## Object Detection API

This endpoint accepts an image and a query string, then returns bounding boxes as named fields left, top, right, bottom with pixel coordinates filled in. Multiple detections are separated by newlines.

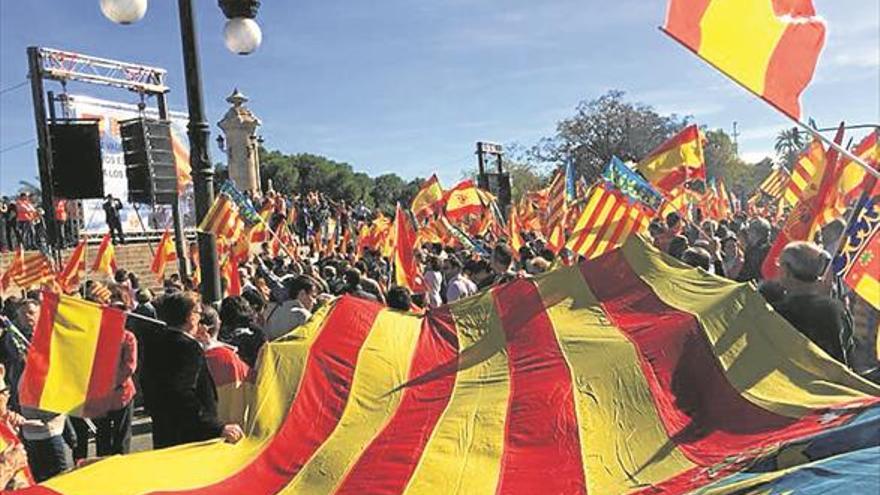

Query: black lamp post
left=101, top=0, right=262, bottom=303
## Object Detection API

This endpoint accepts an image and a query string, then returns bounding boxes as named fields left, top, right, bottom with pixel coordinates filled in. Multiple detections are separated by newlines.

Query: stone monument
left=218, top=88, right=262, bottom=194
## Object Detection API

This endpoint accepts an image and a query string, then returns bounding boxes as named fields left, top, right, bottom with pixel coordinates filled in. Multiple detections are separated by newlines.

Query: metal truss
left=37, top=47, right=168, bottom=95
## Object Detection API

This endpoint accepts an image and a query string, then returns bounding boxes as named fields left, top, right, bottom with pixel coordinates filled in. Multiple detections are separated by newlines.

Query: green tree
left=774, top=127, right=806, bottom=169
left=530, top=90, right=690, bottom=182
left=703, top=128, right=770, bottom=198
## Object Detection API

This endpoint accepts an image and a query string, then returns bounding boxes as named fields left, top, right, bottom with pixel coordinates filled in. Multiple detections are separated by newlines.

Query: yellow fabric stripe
left=698, top=0, right=787, bottom=96
left=39, top=298, right=103, bottom=415
left=572, top=187, right=605, bottom=232
left=403, top=290, right=510, bottom=495
left=854, top=275, right=880, bottom=311
left=594, top=201, right=628, bottom=257
left=570, top=192, right=617, bottom=256
left=44, top=302, right=333, bottom=495
left=621, top=238, right=880, bottom=418
left=536, top=267, right=696, bottom=495
left=278, top=309, right=422, bottom=494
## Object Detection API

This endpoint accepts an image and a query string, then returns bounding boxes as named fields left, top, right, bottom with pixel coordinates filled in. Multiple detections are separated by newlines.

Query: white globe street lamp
left=223, top=17, right=262, bottom=55
left=100, top=0, right=148, bottom=25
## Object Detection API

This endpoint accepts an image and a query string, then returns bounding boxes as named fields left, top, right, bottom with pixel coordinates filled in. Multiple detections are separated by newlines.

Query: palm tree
left=774, top=127, right=805, bottom=169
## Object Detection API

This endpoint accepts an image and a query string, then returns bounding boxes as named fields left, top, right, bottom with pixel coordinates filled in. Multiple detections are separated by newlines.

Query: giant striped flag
left=637, top=125, right=705, bottom=193
left=18, top=237, right=880, bottom=494
left=19, top=291, right=126, bottom=418
left=663, top=0, right=826, bottom=120
left=566, top=182, right=653, bottom=259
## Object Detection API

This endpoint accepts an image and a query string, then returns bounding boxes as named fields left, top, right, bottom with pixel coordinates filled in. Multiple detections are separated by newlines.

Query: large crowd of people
left=0, top=186, right=876, bottom=490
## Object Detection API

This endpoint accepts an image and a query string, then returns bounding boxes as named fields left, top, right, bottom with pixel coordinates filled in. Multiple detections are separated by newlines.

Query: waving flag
left=19, top=291, right=126, bottom=418
left=90, top=233, right=117, bottom=277
left=18, top=237, right=880, bottom=495
left=755, top=166, right=791, bottom=200
left=566, top=182, right=653, bottom=259
left=637, top=125, right=705, bottom=192
left=837, top=130, right=880, bottom=204
left=843, top=226, right=880, bottom=310
left=393, top=204, right=424, bottom=292
left=1, top=247, right=55, bottom=290
left=783, top=138, right=827, bottom=208
left=663, top=0, right=826, bottom=120
left=604, top=156, right=665, bottom=211
left=56, top=240, right=87, bottom=293
left=411, top=174, right=444, bottom=217
left=150, top=230, right=178, bottom=283
left=443, top=180, right=487, bottom=220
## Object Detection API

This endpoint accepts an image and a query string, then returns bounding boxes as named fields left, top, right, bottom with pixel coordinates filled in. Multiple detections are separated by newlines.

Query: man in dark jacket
left=143, top=292, right=243, bottom=449
left=737, top=218, right=772, bottom=283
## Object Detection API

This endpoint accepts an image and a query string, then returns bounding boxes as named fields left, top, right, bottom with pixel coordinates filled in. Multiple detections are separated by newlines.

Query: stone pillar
left=218, top=88, right=262, bottom=194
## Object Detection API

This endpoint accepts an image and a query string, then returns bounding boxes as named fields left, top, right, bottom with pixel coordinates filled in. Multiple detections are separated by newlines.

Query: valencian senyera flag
left=19, top=291, right=126, bottom=419
left=19, top=237, right=880, bottom=495
left=663, top=0, right=826, bottom=120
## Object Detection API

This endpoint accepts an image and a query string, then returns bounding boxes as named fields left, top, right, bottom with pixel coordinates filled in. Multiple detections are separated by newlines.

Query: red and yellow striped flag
left=837, top=130, right=880, bottom=205
left=566, top=182, right=652, bottom=259
left=411, top=174, right=444, bottom=217
left=90, top=233, right=117, bottom=277
left=150, top=230, right=178, bottom=283
left=56, top=240, right=87, bottom=293
left=782, top=138, right=826, bottom=208
left=757, top=166, right=791, bottom=199
left=663, top=0, right=826, bottom=120
left=2, top=246, right=55, bottom=290
left=637, top=125, right=705, bottom=192
left=199, top=194, right=246, bottom=241
left=18, top=236, right=880, bottom=495
left=19, top=291, right=126, bottom=418
left=393, top=204, right=424, bottom=292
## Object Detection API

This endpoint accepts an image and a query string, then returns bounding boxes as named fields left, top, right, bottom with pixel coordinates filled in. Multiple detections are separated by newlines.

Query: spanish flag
left=837, top=130, right=880, bottom=204
left=443, top=180, right=486, bottom=220
left=663, top=0, right=825, bottom=120
left=91, top=233, right=117, bottom=277
left=393, top=204, right=424, bottom=292
left=150, top=230, right=178, bottom=283
left=18, top=291, right=126, bottom=418
left=411, top=174, right=444, bottom=217
left=637, top=125, right=705, bottom=192
left=56, top=240, right=87, bottom=293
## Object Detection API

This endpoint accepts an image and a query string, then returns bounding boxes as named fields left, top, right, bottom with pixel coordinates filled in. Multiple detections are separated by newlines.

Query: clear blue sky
left=1, top=1, right=877, bottom=195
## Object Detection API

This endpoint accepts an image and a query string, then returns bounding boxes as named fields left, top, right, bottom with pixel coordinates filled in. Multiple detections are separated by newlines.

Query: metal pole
left=156, top=92, right=190, bottom=279
left=176, top=0, right=220, bottom=302
left=27, top=47, right=60, bottom=258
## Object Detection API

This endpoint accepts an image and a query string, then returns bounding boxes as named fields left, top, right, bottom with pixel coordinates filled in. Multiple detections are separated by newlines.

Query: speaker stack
left=49, top=121, right=105, bottom=199
left=119, top=118, right=178, bottom=205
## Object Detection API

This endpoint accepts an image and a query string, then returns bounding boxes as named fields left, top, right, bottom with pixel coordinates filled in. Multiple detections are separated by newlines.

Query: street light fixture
left=100, top=0, right=147, bottom=25
left=101, top=0, right=262, bottom=303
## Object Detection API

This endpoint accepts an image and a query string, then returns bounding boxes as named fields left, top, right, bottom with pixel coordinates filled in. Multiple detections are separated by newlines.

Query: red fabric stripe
left=18, top=292, right=59, bottom=408
left=492, top=280, right=586, bottom=494
left=605, top=203, right=637, bottom=250
left=572, top=187, right=612, bottom=254
left=150, top=296, right=382, bottom=495
left=663, top=0, right=711, bottom=49
left=81, top=306, right=126, bottom=418
left=580, top=251, right=860, bottom=466
left=762, top=7, right=825, bottom=119
left=655, top=168, right=689, bottom=192
left=335, top=307, right=459, bottom=494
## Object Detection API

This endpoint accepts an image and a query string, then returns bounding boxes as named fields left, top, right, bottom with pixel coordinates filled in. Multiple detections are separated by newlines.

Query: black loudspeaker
left=485, top=172, right=512, bottom=209
left=49, top=121, right=104, bottom=199
left=119, top=118, right=178, bottom=205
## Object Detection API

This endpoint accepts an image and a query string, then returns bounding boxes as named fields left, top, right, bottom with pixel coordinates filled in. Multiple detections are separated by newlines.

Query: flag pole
left=659, top=27, right=880, bottom=181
